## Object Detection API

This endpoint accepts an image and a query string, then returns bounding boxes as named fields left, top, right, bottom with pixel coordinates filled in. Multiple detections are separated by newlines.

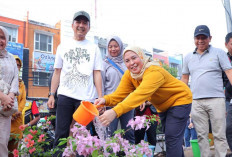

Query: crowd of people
left=1, top=10, right=232, bottom=157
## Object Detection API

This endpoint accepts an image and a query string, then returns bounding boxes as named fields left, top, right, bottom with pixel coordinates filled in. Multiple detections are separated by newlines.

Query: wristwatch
left=48, top=92, right=55, bottom=97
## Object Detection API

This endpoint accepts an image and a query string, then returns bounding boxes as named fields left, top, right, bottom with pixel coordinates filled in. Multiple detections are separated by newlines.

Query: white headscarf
left=0, top=26, right=9, bottom=58
left=123, top=46, right=160, bottom=80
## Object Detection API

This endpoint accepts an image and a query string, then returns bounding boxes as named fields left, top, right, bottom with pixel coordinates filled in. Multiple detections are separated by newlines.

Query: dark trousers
left=106, top=107, right=135, bottom=144
left=226, top=101, right=232, bottom=151
left=135, top=120, right=157, bottom=146
left=159, top=104, right=191, bottom=157
left=53, top=95, right=81, bottom=157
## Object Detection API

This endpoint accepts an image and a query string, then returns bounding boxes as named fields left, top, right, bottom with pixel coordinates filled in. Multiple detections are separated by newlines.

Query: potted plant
left=60, top=115, right=160, bottom=157
left=12, top=116, right=58, bottom=157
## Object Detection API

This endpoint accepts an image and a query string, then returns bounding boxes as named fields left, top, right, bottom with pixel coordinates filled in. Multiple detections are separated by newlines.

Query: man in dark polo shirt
left=181, top=25, right=232, bottom=157
left=223, top=32, right=232, bottom=154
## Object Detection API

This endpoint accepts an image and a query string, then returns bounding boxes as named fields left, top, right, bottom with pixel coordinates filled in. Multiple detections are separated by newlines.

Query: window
left=33, top=72, right=51, bottom=86
left=4, top=26, right=17, bottom=42
left=34, top=33, right=53, bottom=53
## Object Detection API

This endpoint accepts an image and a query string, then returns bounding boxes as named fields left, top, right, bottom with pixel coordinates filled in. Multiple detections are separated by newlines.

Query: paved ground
left=184, top=147, right=231, bottom=157
left=154, top=141, right=231, bottom=157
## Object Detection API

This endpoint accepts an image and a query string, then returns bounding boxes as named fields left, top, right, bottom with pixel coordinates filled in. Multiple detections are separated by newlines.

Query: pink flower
left=62, top=116, right=153, bottom=156
left=38, top=134, right=45, bottom=142
left=19, top=125, right=25, bottom=131
left=24, top=137, right=29, bottom=142
left=63, top=148, right=73, bottom=157
left=110, top=143, right=120, bottom=154
left=39, top=134, right=45, bottom=138
left=26, top=140, right=35, bottom=148
left=29, top=147, right=36, bottom=154
left=29, top=129, right=37, bottom=135
left=27, top=134, right=33, bottom=140
left=46, top=121, right=51, bottom=125
left=127, top=116, right=147, bottom=130
left=13, top=149, right=19, bottom=157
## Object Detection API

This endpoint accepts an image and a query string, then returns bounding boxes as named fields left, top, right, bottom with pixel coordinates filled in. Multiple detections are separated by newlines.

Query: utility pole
left=224, top=0, right=232, bottom=33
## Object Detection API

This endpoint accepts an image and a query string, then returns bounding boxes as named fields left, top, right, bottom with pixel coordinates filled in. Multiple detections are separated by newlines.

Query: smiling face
left=72, top=16, right=90, bottom=41
left=108, top=40, right=121, bottom=57
left=124, top=50, right=143, bottom=74
left=0, top=29, right=6, bottom=50
left=194, top=35, right=211, bottom=53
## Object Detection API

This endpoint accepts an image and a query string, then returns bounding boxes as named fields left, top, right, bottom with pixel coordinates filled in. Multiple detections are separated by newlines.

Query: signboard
left=6, top=42, right=24, bottom=62
left=33, top=52, right=55, bottom=72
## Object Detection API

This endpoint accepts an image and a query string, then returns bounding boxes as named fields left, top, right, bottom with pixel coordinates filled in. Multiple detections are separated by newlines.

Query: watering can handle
left=95, top=104, right=104, bottom=109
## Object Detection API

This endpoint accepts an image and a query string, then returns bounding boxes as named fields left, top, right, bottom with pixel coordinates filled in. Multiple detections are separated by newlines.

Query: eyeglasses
left=195, top=36, right=208, bottom=40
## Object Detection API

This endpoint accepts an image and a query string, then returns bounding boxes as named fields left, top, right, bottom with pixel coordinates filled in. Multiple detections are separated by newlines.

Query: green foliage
left=162, top=64, right=178, bottom=77
left=12, top=116, right=60, bottom=157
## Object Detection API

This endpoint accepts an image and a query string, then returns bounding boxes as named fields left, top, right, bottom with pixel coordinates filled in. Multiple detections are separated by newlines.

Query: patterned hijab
left=105, top=36, right=127, bottom=77
left=123, top=46, right=160, bottom=80
left=0, top=26, right=9, bottom=58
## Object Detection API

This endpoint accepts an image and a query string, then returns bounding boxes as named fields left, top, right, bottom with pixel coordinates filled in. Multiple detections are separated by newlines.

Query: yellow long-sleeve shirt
left=104, top=66, right=192, bottom=117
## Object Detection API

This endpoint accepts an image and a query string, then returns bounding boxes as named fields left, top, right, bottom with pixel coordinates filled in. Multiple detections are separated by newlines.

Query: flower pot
left=73, top=101, right=99, bottom=126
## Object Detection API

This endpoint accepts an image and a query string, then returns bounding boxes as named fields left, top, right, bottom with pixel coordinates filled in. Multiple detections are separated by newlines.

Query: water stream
left=93, top=117, right=110, bottom=141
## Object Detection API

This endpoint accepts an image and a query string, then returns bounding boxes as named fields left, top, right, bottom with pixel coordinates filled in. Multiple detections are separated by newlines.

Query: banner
left=33, top=52, right=55, bottom=72
left=6, top=42, right=24, bottom=62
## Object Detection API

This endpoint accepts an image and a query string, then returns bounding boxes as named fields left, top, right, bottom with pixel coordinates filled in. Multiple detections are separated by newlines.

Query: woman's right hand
left=1, top=94, right=14, bottom=110
left=94, top=98, right=106, bottom=114
left=94, top=98, right=106, bottom=107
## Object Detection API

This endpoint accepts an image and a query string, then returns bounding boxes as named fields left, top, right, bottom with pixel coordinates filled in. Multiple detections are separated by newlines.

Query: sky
left=0, top=0, right=231, bottom=56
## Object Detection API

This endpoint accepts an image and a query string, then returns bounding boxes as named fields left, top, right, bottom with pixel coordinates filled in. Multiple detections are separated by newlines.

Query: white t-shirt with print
left=54, top=38, right=103, bottom=102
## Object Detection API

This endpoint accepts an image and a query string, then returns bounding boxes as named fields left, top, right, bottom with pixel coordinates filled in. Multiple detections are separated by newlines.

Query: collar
left=193, top=45, right=211, bottom=54
left=227, top=52, right=232, bottom=61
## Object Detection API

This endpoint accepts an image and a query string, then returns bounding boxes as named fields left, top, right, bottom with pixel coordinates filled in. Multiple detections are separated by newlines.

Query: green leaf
left=72, top=141, right=77, bottom=151
left=57, top=140, right=67, bottom=146
left=59, top=138, right=68, bottom=142
left=91, top=149, right=99, bottom=157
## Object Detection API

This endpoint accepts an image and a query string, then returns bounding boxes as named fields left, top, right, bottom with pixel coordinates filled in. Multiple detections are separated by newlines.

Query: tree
left=162, top=64, right=178, bottom=78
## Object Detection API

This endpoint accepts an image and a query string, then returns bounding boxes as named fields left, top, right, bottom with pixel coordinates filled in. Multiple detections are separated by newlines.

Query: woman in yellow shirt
left=95, top=46, right=192, bottom=157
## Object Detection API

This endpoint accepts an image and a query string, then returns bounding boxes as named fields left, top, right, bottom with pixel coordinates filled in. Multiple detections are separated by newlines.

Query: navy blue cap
left=194, top=25, right=210, bottom=37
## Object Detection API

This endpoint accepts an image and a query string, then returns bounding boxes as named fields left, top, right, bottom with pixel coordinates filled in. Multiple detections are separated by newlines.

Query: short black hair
left=225, top=32, right=232, bottom=43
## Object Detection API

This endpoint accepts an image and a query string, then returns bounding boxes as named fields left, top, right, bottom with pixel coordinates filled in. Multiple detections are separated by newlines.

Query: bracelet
left=27, top=123, right=31, bottom=127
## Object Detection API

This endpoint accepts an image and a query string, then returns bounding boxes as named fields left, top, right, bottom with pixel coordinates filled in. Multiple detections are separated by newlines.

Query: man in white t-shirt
left=47, top=11, right=103, bottom=156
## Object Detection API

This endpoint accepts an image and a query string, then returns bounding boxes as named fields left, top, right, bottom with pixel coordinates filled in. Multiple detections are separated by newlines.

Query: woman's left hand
left=99, top=109, right=117, bottom=126
left=8, top=92, right=15, bottom=99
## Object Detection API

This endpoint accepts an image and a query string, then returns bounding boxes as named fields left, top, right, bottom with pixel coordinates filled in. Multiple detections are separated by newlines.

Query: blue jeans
left=184, top=127, right=197, bottom=147
left=159, top=104, right=191, bottom=157
left=226, top=100, right=232, bottom=151
left=106, top=107, right=135, bottom=144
